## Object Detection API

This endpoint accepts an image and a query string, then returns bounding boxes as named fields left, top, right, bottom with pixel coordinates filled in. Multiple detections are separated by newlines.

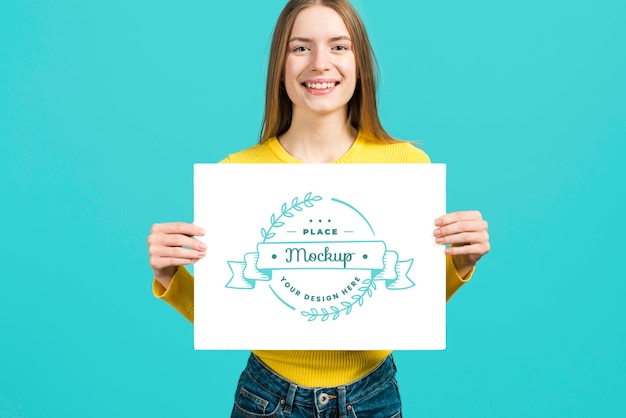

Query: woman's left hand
left=434, top=210, right=490, bottom=279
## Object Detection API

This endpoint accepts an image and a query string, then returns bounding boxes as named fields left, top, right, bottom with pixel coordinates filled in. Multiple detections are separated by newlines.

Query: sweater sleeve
left=151, top=155, right=234, bottom=322
left=446, top=254, right=473, bottom=301
left=152, top=266, right=195, bottom=323
left=404, top=143, right=471, bottom=300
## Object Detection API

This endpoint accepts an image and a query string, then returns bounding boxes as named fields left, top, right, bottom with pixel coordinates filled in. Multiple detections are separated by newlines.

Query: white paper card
left=194, top=164, right=446, bottom=350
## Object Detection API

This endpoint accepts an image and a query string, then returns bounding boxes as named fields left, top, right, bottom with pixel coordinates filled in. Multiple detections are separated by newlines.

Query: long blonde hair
left=260, top=0, right=398, bottom=143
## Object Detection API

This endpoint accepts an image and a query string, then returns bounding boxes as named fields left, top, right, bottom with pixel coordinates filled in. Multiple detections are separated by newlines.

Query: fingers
left=433, top=210, right=491, bottom=277
left=150, top=232, right=206, bottom=252
left=148, top=245, right=205, bottom=270
left=434, top=230, right=489, bottom=246
left=150, top=222, right=205, bottom=237
left=433, top=218, right=488, bottom=242
left=435, top=210, right=483, bottom=227
left=149, top=244, right=205, bottom=261
left=433, top=210, right=490, bottom=259
left=147, top=222, right=207, bottom=274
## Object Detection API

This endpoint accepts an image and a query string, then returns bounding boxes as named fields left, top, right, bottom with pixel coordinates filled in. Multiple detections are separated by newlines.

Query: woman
left=147, top=0, right=490, bottom=416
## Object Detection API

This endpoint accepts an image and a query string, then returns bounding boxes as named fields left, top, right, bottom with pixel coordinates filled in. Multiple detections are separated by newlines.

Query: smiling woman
left=262, top=0, right=398, bottom=159
left=146, top=0, right=490, bottom=417
left=283, top=7, right=357, bottom=120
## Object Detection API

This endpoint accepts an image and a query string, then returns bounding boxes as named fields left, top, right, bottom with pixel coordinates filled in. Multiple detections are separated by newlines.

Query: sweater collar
left=267, top=131, right=365, bottom=163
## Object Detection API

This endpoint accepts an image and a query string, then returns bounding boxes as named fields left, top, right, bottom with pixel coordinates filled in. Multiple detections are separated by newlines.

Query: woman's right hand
left=147, top=222, right=206, bottom=289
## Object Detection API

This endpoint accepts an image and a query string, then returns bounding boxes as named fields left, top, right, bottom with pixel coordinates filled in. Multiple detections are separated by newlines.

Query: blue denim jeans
left=231, top=353, right=402, bottom=418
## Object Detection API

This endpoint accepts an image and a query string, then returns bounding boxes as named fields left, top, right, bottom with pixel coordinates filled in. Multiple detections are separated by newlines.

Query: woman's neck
left=278, top=112, right=357, bottom=163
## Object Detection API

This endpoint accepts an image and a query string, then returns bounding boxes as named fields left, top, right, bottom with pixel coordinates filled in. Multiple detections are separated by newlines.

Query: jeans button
left=318, top=393, right=329, bottom=405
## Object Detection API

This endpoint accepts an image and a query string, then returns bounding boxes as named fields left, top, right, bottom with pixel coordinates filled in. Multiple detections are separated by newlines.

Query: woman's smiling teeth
left=304, top=81, right=337, bottom=89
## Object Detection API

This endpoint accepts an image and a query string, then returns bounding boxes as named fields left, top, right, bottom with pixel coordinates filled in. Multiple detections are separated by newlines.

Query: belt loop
left=338, top=386, right=347, bottom=417
left=283, top=383, right=297, bottom=414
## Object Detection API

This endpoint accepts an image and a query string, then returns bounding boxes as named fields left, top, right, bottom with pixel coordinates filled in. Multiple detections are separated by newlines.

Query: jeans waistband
left=243, top=352, right=396, bottom=412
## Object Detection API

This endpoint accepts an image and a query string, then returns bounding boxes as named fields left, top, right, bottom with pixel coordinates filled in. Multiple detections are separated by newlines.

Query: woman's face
left=283, top=5, right=357, bottom=119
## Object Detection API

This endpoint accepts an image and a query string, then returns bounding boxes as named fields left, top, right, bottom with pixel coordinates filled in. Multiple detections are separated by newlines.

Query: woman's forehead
left=289, top=5, right=350, bottom=40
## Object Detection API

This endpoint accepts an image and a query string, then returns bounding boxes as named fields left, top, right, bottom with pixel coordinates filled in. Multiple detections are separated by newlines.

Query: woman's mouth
left=303, top=81, right=338, bottom=90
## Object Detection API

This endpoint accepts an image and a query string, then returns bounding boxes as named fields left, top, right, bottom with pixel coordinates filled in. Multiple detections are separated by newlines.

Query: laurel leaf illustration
left=284, top=212, right=294, bottom=218
left=321, top=308, right=329, bottom=322
left=304, top=201, right=314, bottom=208
left=312, top=196, right=322, bottom=201
left=295, top=275, right=378, bottom=322
left=261, top=228, right=267, bottom=238
left=270, top=214, right=276, bottom=224
left=292, top=197, right=299, bottom=206
left=274, top=221, right=285, bottom=227
left=266, top=232, right=276, bottom=239
left=293, top=205, right=303, bottom=211
left=302, top=309, right=318, bottom=322
left=305, top=192, right=312, bottom=200
left=281, top=203, right=287, bottom=213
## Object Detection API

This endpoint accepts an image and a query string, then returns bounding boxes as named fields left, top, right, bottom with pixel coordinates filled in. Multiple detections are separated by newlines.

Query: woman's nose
left=310, top=49, right=330, bottom=71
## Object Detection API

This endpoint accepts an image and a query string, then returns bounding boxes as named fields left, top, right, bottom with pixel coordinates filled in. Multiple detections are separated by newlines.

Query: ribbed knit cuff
left=152, top=266, right=195, bottom=323
left=446, top=254, right=474, bottom=302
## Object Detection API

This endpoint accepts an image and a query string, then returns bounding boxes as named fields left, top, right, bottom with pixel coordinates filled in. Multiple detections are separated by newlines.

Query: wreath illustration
left=300, top=277, right=377, bottom=321
left=261, top=192, right=323, bottom=242
left=260, top=192, right=377, bottom=321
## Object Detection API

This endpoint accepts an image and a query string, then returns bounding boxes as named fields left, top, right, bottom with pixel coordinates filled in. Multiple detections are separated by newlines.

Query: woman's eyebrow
left=288, top=35, right=352, bottom=43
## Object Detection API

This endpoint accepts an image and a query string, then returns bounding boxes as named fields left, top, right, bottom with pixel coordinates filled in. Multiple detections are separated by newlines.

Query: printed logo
left=226, top=193, right=415, bottom=321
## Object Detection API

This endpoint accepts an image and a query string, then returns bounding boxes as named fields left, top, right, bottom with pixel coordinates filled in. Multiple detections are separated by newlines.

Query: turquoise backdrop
left=1, top=0, right=624, bottom=416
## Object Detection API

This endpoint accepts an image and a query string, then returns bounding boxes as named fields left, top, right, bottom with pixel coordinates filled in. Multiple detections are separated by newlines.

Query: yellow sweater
left=153, top=132, right=471, bottom=386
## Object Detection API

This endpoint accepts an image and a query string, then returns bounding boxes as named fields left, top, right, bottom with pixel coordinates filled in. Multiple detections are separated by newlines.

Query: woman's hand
left=434, top=211, right=490, bottom=279
left=147, top=222, right=206, bottom=289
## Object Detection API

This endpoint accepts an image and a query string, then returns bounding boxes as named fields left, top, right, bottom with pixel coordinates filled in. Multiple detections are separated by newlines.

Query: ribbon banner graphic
left=227, top=241, right=415, bottom=291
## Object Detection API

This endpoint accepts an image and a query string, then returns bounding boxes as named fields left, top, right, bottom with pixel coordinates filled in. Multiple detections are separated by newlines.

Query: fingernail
left=198, top=251, right=206, bottom=257
left=435, top=219, right=442, bottom=226
left=199, top=242, right=207, bottom=250
left=197, top=228, right=206, bottom=235
left=433, top=229, right=442, bottom=236
left=436, top=237, right=445, bottom=244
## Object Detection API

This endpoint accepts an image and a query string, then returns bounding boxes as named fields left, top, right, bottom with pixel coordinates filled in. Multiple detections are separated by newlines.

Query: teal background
left=1, top=0, right=624, bottom=416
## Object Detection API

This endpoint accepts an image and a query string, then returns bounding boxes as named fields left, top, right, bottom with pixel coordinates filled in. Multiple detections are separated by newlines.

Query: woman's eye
left=293, top=46, right=308, bottom=52
left=333, top=45, right=348, bottom=51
